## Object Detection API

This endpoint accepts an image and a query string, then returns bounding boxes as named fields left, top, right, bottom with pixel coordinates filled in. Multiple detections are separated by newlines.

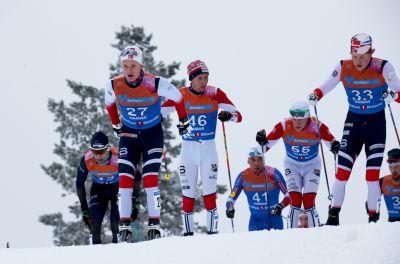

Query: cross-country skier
left=307, top=33, right=400, bottom=225
left=105, top=46, right=190, bottom=240
left=225, top=147, right=290, bottom=231
left=380, top=148, right=400, bottom=222
left=298, top=212, right=309, bottom=228
left=161, top=60, right=242, bottom=235
left=76, top=132, right=120, bottom=244
left=256, top=101, right=340, bottom=228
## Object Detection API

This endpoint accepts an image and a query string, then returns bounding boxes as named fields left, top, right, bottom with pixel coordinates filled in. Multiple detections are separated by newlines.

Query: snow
left=1, top=223, right=399, bottom=264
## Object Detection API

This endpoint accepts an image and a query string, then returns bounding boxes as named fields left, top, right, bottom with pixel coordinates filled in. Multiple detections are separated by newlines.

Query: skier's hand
left=382, top=90, right=398, bottom=104
left=308, top=92, right=319, bottom=106
left=218, top=111, right=232, bottom=122
left=272, top=203, right=284, bottom=216
left=82, top=211, right=92, bottom=229
left=177, top=117, right=192, bottom=138
left=226, top=205, right=235, bottom=219
left=256, top=129, right=269, bottom=152
left=131, top=196, right=140, bottom=222
left=330, top=140, right=341, bottom=154
left=112, top=123, right=122, bottom=137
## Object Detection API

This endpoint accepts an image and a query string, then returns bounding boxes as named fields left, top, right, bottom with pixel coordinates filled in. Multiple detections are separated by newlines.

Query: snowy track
left=1, top=223, right=399, bottom=264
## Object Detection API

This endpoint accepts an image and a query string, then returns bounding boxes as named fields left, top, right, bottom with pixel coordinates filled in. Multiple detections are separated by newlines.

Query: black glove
left=82, top=211, right=92, bottom=230
left=218, top=111, right=232, bottom=122
left=112, top=124, right=122, bottom=137
left=131, top=196, right=140, bottom=222
left=256, top=129, right=268, bottom=146
left=271, top=203, right=284, bottom=216
left=330, top=140, right=340, bottom=154
left=226, top=207, right=235, bottom=219
left=177, top=117, right=190, bottom=135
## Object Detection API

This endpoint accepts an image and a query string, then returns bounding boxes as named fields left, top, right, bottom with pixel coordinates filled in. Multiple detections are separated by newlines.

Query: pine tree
left=40, top=25, right=227, bottom=245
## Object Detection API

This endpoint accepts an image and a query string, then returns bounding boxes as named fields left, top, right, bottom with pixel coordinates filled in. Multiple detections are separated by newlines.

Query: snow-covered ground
left=1, top=222, right=399, bottom=264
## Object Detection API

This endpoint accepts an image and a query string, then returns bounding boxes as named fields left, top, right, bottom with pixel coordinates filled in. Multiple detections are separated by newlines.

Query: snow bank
left=1, top=223, right=399, bottom=264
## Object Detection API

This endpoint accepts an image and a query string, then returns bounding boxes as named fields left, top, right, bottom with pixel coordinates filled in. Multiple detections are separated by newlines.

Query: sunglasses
left=121, top=49, right=138, bottom=57
left=91, top=148, right=107, bottom=156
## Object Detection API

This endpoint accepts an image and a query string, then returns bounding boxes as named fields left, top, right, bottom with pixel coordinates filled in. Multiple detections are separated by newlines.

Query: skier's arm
left=379, top=178, right=384, bottom=195
left=157, top=77, right=187, bottom=119
left=105, top=80, right=121, bottom=126
left=76, top=156, right=89, bottom=211
left=382, top=61, right=400, bottom=103
left=226, top=171, right=244, bottom=208
left=311, top=62, right=342, bottom=101
left=216, top=88, right=242, bottom=123
left=161, top=99, right=177, bottom=117
left=274, top=169, right=290, bottom=207
left=319, top=122, right=336, bottom=148
left=265, top=120, right=285, bottom=149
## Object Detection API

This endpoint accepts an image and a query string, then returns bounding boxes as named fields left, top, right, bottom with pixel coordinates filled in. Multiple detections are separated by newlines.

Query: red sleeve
left=266, top=122, right=285, bottom=141
left=320, top=123, right=335, bottom=141
left=215, top=88, right=242, bottom=123
left=313, top=88, right=324, bottom=100
left=106, top=103, right=121, bottom=125
left=161, top=99, right=177, bottom=107
left=396, top=92, right=400, bottom=103
left=174, top=98, right=187, bottom=119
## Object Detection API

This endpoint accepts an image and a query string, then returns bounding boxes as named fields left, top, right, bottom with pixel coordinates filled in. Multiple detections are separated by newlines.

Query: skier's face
left=92, top=149, right=108, bottom=163
left=292, top=118, right=308, bottom=131
left=389, top=162, right=400, bottom=181
left=351, top=52, right=372, bottom=71
left=191, top=73, right=209, bottom=92
left=248, top=156, right=264, bottom=174
left=122, top=60, right=143, bottom=82
left=299, top=215, right=308, bottom=228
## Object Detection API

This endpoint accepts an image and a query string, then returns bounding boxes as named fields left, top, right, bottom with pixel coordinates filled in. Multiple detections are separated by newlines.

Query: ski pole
left=221, top=121, right=235, bottom=233
left=260, top=150, right=273, bottom=230
left=163, top=145, right=171, bottom=180
left=388, top=104, right=400, bottom=146
left=282, top=215, right=289, bottom=229
left=313, top=106, right=332, bottom=201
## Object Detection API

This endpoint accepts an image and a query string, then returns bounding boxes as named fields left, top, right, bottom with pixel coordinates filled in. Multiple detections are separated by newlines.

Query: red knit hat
left=187, top=60, right=209, bottom=81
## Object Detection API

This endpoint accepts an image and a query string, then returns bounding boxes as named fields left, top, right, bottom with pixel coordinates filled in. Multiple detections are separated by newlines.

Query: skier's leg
left=142, top=124, right=164, bottom=239
left=118, top=135, right=141, bottom=222
left=303, top=159, right=321, bottom=227
left=285, top=160, right=302, bottom=228
left=329, top=119, right=364, bottom=224
left=109, top=184, right=120, bottom=243
left=200, top=142, right=219, bottom=234
left=179, top=141, right=198, bottom=236
left=364, top=115, right=386, bottom=222
left=89, top=186, right=108, bottom=244
left=118, top=134, right=141, bottom=241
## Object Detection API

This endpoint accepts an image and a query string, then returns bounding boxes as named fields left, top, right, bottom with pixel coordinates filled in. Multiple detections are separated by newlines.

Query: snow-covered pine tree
left=40, top=25, right=227, bottom=245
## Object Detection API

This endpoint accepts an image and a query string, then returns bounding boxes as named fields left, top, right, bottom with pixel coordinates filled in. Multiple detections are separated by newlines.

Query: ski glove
left=82, top=211, right=92, bottom=229
left=382, top=90, right=398, bottom=104
left=226, top=207, right=235, bottom=219
left=330, top=140, right=341, bottom=154
left=272, top=203, right=284, bottom=216
left=308, top=92, right=319, bottom=106
left=177, top=117, right=192, bottom=138
left=112, top=123, right=122, bottom=137
left=131, top=196, right=140, bottom=222
left=218, top=111, right=232, bottom=122
left=256, top=129, right=269, bottom=151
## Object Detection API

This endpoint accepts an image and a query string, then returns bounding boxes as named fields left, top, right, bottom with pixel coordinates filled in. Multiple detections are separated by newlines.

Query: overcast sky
left=1, top=0, right=399, bottom=248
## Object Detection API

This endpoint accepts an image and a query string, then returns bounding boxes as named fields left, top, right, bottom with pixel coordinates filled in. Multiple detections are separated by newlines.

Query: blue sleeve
left=76, top=156, right=88, bottom=188
left=76, top=156, right=89, bottom=211
left=226, top=171, right=244, bottom=208
left=273, top=169, right=288, bottom=195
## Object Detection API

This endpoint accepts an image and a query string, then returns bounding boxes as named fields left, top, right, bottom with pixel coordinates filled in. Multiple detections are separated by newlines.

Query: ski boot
left=147, top=218, right=161, bottom=240
left=111, top=223, right=119, bottom=243
left=368, top=212, right=380, bottom=223
left=325, top=207, right=340, bottom=226
left=91, top=224, right=102, bottom=244
left=119, top=220, right=133, bottom=243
